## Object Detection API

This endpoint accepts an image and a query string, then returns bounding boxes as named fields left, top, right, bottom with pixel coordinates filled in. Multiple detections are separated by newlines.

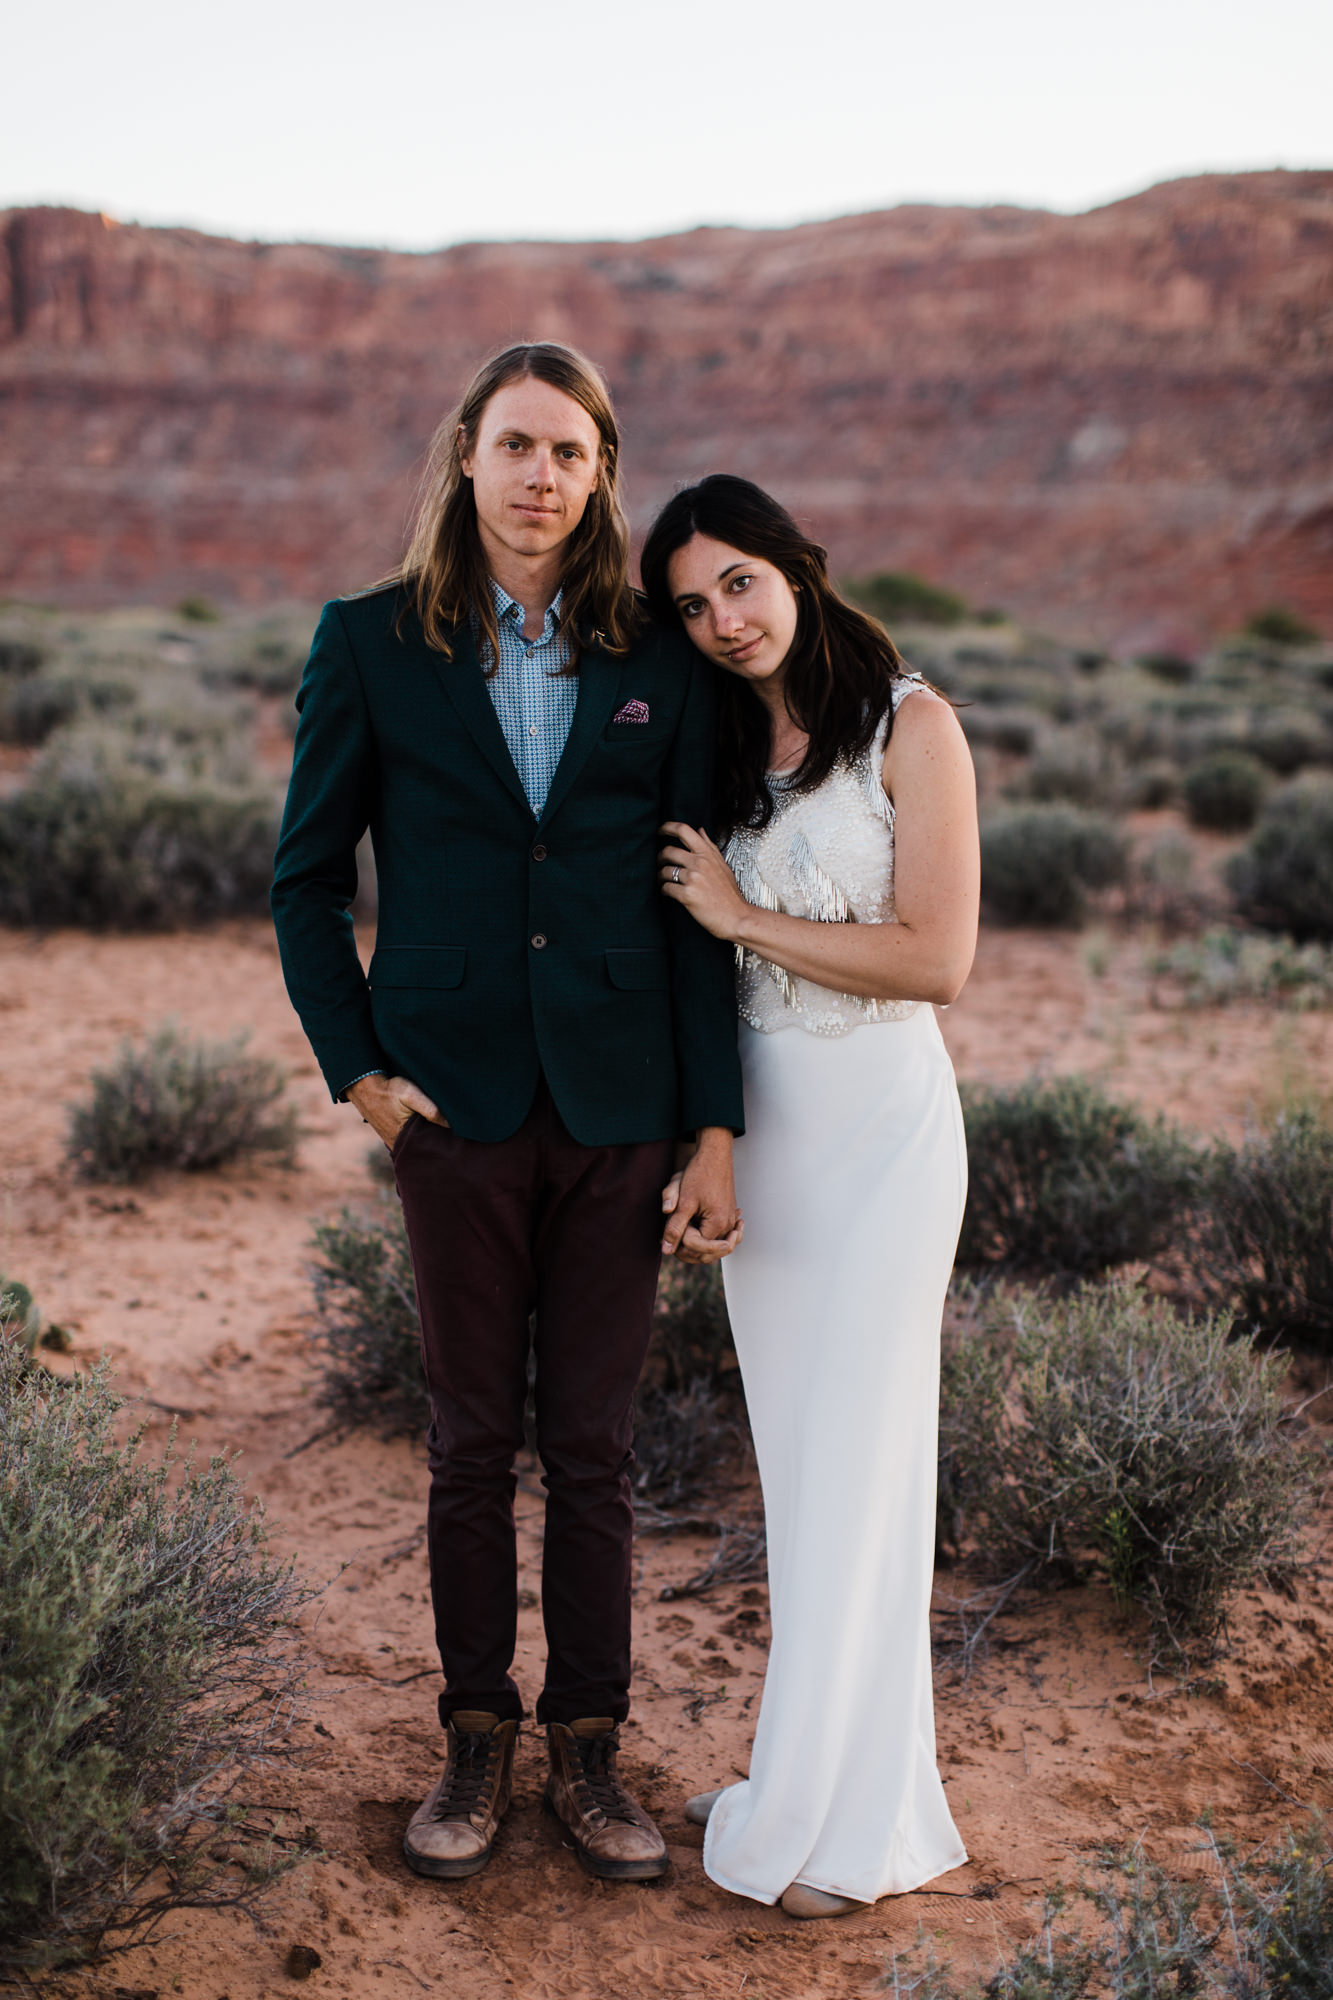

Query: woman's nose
left=714, top=604, right=743, bottom=637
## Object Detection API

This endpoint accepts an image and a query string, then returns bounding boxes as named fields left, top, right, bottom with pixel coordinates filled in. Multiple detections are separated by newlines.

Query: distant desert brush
left=66, top=1022, right=298, bottom=1182
left=0, top=1333, right=314, bottom=1972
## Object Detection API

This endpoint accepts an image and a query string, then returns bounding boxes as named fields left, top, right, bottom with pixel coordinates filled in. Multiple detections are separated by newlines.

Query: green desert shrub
left=958, top=706, right=1040, bottom=757
left=1228, top=777, right=1333, bottom=941
left=0, top=674, right=80, bottom=747
left=0, top=755, right=279, bottom=928
left=0, top=1338, right=312, bottom=1972
left=310, top=1200, right=423, bottom=1433
left=1244, top=605, right=1322, bottom=647
left=1195, top=1106, right=1333, bottom=1350
left=0, top=637, right=46, bottom=678
left=1136, top=649, right=1196, bottom=684
left=176, top=594, right=221, bottom=623
left=885, top=1821, right=1333, bottom=2000
left=957, top=1075, right=1198, bottom=1276
left=946, top=1277, right=1315, bottom=1656
left=1182, top=749, right=1267, bottom=831
left=1146, top=927, right=1333, bottom=1010
left=980, top=806, right=1127, bottom=925
left=1007, top=728, right=1120, bottom=808
left=1250, top=708, right=1331, bottom=777
left=844, top=569, right=967, bottom=628
left=66, top=1024, right=297, bottom=1183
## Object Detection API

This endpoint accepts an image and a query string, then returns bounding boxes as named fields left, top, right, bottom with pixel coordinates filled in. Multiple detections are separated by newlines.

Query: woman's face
left=666, top=534, right=799, bottom=688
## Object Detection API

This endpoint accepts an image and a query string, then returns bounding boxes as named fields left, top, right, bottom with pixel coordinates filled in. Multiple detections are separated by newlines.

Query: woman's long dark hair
left=640, top=476, right=908, bottom=833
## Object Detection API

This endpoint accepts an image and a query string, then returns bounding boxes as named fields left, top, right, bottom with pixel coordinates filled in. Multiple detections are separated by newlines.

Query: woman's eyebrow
left=674, top=562, right=748, bottom=604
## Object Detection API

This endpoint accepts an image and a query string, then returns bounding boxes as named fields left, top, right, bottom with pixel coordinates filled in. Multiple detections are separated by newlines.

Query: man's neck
left=481, top=537, right=565, bottom=642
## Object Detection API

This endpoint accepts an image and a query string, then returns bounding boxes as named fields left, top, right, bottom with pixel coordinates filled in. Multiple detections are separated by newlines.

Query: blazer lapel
left=538, top=643, right=623, bottom=828
left=419, top=622, right=533, bottom=817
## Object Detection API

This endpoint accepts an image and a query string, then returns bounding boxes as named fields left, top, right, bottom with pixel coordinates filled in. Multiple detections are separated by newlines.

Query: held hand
left=348, top=1072, right=450, bottom=1149
left=659, top=823, right=751, bottom=942
left=661, top=1131, right=743, bottom=1265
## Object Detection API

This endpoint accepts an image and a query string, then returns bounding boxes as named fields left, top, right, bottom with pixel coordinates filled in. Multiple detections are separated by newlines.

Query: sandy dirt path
left=3, top=920, right=1330, bottom=2000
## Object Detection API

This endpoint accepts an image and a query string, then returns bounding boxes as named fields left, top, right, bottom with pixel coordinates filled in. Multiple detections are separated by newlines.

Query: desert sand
left=5, top=918, right=1331, bottom=2000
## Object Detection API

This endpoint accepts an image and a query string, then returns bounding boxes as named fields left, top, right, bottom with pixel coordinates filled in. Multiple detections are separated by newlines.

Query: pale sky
left=4, top=0, right=1329, bottom=248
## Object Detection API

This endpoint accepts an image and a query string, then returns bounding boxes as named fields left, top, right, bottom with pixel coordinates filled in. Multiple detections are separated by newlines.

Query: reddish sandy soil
left=4, top=919, right=1331, bottom=2000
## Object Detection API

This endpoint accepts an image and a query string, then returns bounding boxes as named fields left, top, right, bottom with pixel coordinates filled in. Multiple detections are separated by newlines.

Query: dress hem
left=704, top=1842, right=970, bottom=1909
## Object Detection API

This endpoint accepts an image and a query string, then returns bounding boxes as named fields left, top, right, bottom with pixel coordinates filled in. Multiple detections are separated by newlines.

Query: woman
left=642, top=477, right=979, bottom=1920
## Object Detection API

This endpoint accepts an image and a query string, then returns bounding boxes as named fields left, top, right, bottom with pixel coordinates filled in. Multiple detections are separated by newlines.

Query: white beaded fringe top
left=724, top=676, right=926, bottom=1036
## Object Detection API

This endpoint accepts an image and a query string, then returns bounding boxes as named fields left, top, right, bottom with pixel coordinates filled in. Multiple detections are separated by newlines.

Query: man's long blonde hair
left=395, top=342, right=642, bottom=667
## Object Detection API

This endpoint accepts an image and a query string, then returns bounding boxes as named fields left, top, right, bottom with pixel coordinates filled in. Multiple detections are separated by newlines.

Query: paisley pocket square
left=611, top=699, right=650, bottom=725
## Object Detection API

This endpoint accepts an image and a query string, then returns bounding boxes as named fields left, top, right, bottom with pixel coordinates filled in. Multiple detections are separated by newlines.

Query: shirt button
left=528, top=724, right=538, bottom=736
left=530, top=933, right=548, bottom=950
left=531, top=844, right=548, bottom=862
left=525, top=648, right=535, bottom=659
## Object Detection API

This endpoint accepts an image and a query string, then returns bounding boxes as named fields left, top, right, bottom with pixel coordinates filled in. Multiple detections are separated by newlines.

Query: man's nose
left=526, top=450, right=556, bottom=489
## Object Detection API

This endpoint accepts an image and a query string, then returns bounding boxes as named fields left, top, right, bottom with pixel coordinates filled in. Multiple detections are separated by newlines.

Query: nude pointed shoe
left=684, top=1787, right=726, bottom=1827
left=781, top=1883, right=863, bottom=1920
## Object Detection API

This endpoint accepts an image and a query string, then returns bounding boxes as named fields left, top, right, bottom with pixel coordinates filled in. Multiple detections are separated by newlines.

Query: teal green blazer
left=271, top=586, right=744, bottom=1146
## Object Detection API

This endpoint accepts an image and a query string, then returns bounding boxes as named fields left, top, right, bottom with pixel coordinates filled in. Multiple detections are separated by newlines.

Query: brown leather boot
left=403, top=1710, right=517, bottom=1879
left=544, top=1718, right=669, bottom=1881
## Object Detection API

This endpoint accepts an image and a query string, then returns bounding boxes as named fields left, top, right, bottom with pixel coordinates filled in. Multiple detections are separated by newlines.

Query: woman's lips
left=726, top=636, right=763, bottom=663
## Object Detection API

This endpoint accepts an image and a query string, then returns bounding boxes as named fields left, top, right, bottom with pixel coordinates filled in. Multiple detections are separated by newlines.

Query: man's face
left=460, top=377, right=602, bottom=572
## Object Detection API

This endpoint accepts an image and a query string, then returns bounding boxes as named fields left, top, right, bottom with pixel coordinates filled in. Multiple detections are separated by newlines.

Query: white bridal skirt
left=705, top=1005, right=969, bottom=1907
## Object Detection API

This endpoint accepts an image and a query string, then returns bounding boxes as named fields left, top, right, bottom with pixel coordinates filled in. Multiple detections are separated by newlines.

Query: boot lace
left=433, top=1728, right=498, bottom=1821
left=572, top=1731, right=639, bottom=1825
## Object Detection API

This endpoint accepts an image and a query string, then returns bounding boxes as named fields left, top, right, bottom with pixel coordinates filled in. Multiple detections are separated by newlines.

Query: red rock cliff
left=1, top=172, right=1330, bottom=645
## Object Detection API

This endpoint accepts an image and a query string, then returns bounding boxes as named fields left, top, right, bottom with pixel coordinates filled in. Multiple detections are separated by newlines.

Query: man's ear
left=457, top=424, right=473, bottom=478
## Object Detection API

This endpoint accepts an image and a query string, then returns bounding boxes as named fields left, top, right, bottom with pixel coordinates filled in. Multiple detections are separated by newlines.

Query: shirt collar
left=487, top=577, right=564, bottom=643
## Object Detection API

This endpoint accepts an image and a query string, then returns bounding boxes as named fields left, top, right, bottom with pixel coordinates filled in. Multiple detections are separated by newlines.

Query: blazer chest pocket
left=605, top=948, right=669, bottom=991
left=368, top=945, right=467, bottom=988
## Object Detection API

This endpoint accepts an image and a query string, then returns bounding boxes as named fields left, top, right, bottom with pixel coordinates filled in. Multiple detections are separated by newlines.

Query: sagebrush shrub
left=0, top=756, right=278, bottom=927
left=1228, top=778, right=1333, bottom=941
left=946, top=1277, right=1315, bottom=1656
left=310, top=1201, right=423, bottom=1433
left=957, top=1074, right=1198, bottom=1275
left=844, top=569, right=967, bottom=627
left=1136, top=650, right=1196, bottom=683
left=0, top=675, right=79, bottom=747
left=1196, top=1106, right=1333, bottom=1349
left=1244, top=606, right=1322, bottom=647
left=980, top=807, right=1127, bottom=925
left=66, top=1024, right=297, bottom=1182
left=0, top=1337, right=312, bottom=1971
left=1251, top=708, right=1331, bottom=777
left=1146, top=927, right=1333, bottom=1010
left=1182, top=749, right=1266, bottom=831
left=886, top=1820, right=1333, bottom=2000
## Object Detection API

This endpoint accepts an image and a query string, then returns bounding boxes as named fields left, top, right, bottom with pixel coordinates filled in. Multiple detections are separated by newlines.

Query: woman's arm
left=660, top=691, right=979, bottom=1007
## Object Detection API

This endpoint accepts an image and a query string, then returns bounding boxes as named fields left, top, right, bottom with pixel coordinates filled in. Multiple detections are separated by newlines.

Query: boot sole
left=541, top=1793, right=669, bottom=1881
left=402, top=1834, right=494, bottom=1880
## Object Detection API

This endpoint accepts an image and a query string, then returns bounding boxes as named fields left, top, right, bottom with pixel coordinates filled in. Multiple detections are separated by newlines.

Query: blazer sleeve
left=270, top=601, right=386, bottom=1100
left=660, top=645, right=746, bottom=1137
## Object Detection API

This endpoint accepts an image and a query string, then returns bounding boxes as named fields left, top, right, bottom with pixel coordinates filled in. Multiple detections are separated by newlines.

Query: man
left=272, top=343, right=743, bottom=1885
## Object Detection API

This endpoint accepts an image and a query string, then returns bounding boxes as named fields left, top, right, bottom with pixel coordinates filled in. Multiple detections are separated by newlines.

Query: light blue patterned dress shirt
left=479, top=579, right=578, bottom=817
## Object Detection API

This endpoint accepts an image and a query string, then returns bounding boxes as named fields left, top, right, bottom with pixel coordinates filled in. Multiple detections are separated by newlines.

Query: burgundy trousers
left=392, top=1081, right=673, bottom=1728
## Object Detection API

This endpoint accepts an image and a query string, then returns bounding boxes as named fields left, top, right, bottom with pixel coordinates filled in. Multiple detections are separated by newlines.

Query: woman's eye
left=730, top=574, right=752, bottom=593
left=680, top=601, right=702, bottom=619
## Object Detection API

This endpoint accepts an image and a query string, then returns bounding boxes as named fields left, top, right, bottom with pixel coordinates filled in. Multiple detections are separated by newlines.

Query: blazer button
left=531, top=843, right=548, bottom=862
left=530, top=933, right=548, bottom=950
